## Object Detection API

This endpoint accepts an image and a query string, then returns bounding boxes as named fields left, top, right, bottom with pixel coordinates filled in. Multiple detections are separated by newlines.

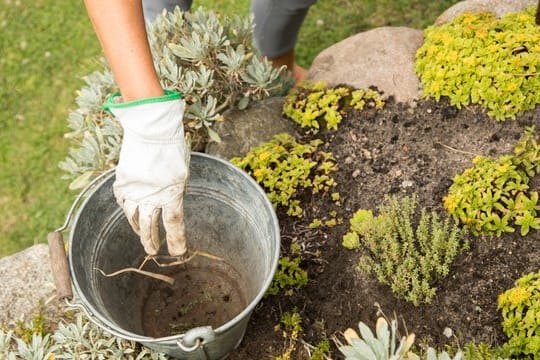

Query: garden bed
left=232, top=96, right=540, bottom=358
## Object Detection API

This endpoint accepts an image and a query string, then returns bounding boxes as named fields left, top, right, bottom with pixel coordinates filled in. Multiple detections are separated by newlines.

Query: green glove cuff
left=103, top=90, right=182, bottom=113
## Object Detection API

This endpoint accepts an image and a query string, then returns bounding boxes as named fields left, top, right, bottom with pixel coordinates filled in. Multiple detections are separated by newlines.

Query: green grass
left=0, top=0, right=459, bottom=257
left=0, top=1, right=101, bottom=256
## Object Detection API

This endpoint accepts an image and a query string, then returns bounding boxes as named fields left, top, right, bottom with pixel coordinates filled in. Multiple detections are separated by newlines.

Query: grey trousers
left=142, top=0, right=316, bottom=58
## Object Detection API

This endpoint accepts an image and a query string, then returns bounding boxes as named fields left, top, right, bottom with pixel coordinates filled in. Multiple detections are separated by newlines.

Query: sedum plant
left=498, top=269, right=540, bottom=359
left=60, top=6, right=289, bottom=189
left=267, top=254, right=309, bottom=296
left=443, top=127, right=540, bottom=236
left=283, top=81, right=385, bottom=131
left=415, top=7, right=540, bottom=120
left=230, top=133, right=338, bottom=217
left=275, top=308, right=303, bottom=360
left=343, top=195, right=468, bottom=306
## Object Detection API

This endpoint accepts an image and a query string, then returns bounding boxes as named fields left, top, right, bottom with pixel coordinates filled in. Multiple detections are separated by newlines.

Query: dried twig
left=96, top=268, right=175, bottom=285
left=96, top=249, right=224, bottom=284
left=434, top=142, right=479, bottom=156
left=148, top=250, right=224, bottom=268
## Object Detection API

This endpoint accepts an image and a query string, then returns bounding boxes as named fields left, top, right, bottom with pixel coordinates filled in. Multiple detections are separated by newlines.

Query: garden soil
left=230, top=97, right=540, bottom=359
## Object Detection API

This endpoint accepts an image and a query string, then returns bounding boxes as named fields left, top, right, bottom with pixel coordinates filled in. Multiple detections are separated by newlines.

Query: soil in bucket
left=141, top=257, right=247, bottom=338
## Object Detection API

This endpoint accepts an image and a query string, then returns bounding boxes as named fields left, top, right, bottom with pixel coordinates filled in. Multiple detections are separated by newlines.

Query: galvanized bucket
left=49, top=153, right=280, bottom=359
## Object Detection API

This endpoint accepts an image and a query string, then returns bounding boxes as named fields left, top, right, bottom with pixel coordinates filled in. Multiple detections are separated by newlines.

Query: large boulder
left=435, top=0, right=537, bottom=24
left=205, top=96, right=298, bottom=159
left=306, top=27, right=424, bottom=104
left=0, top=244, right=62, bottom=326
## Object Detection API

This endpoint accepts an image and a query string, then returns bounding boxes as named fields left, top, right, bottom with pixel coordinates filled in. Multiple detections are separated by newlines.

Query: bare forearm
left=83, top=0, right=163, bottom=101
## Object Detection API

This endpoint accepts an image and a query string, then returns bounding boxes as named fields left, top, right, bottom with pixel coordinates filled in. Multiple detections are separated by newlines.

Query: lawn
left=0, top=0, right=460, bottom=257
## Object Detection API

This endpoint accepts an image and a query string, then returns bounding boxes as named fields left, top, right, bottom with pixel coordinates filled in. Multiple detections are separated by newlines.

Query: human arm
left=83, top=0, right=163, bottom=100
left=84, top=0, right=189, bottom=256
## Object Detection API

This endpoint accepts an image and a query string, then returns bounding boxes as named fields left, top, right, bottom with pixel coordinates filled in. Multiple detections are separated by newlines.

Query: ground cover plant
left=415, top=7, right=540, bottom=120
left=443, top=126, right=540, bottom=236
left=498, top=269, right=540, bottom=358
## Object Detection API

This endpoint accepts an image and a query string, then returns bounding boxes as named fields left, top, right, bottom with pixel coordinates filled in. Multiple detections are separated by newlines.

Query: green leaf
left=207, top=127, right=222, bottom=143
left=342, top=232, right=360, bottom=250
left=237, top=96, right=250, bottom=110
left=69, top=171, right=94, bottom=190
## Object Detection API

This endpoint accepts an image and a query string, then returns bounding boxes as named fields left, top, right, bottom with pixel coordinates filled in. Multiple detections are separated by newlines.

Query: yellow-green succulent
left=416, top=7, right=540, bottom=120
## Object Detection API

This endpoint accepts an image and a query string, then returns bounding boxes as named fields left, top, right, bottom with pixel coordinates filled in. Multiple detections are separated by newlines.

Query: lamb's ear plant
left=336, top=317, right=463, bottom=360
left=444, top=126, right=540, bottom=236
left=60, top=6, right=289, bottom=190
left=415, top=6, right=540, bottom=120
left=343, top=195, right=468, bottom=306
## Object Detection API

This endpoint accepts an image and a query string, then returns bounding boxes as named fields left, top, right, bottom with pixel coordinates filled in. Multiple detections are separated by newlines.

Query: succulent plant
left=60, top=7, right=289, bottom=190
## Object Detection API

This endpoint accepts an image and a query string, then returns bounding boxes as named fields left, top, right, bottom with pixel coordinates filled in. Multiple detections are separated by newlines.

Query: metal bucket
left=50, top=153, right=280, bottom=359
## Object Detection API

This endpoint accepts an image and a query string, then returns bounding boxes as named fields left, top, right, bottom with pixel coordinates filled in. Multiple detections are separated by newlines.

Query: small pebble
left=352, top=169, right=361, bottom=178
left=361, top=149, right=372, bottom=159
left=443, top=327, right=453, bottom=338
left=401, top=180, right=414, bottom=188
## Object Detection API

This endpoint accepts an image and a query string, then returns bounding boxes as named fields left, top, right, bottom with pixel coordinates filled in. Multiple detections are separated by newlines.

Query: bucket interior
left=69, top=154, right=279, bottom=338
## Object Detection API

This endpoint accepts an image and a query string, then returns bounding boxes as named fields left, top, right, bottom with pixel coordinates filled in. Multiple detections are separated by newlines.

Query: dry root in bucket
left=96, top=250, right=224, bottom=284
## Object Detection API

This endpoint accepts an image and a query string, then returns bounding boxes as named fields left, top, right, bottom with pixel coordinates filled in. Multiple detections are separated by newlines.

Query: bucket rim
left=67, top=152, right=281, bottom=342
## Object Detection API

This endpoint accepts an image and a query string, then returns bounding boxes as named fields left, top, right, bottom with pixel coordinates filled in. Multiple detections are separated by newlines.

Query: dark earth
left=227, top=96, right=540, bottom=358
left=142, top=258, right=247, bottom=338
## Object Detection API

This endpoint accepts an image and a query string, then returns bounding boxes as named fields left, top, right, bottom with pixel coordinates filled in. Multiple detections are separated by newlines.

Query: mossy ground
left=231, top=97, right=540, bottom=358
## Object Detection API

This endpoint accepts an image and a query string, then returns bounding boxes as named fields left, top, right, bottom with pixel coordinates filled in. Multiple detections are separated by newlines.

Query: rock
left=0, top=244, right=62, bottom=326
left=205, top=96, right=298, bottom=159
left=435, top=0, right=537, bottom=25
left=306, top=27, right=424, bottom=104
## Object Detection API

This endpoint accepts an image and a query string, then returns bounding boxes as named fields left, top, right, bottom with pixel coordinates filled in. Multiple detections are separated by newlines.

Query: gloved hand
left=104, top=90, right=190, bottom=256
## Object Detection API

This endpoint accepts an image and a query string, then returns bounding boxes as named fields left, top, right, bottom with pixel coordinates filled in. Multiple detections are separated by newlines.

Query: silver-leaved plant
left=0, top=312, right=168, bottom=359
left=60, top=6, right=290, bottom=190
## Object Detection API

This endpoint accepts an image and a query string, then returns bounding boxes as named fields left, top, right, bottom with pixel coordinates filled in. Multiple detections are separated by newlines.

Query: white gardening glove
left=104, top=90, right=190, bottom=256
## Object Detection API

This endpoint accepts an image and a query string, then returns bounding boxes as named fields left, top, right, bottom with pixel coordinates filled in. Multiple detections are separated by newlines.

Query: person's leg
left=250, top=0, right=316, bottom=83
left=142, top=0, right=193, bottom=21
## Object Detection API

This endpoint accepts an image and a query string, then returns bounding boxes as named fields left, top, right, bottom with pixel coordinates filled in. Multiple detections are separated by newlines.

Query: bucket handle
left=47, top=231, right=73, bottom=300
left=177, top=326, right=216, bottom=352
left=48, top=168, right=116, bottom=301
